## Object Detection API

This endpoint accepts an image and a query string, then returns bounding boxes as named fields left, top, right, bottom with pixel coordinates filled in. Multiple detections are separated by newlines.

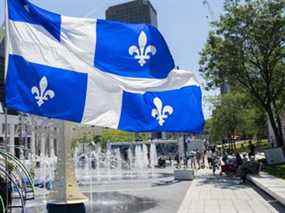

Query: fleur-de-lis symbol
left=31, top=76, right=55, bottom=107
left=129, top=31, right=157, bottom=67
left=151, top=97, right=173, bottom=126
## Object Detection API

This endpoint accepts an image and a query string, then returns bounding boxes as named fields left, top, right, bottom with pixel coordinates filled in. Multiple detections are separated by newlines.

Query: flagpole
left=4, top=1, right=10, bottom=211
left=4, top=0, right=9, bottom=81
left=47, top=121, right=88, bottom=213
left=4, top=107, right=9, bottom=213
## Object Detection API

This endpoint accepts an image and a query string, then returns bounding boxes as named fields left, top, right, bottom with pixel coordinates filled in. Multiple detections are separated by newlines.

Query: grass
left=263, top=164, right=285, bottom=180
left=219, top=139, right=271, bottom=153
left=234, top=139, right=270, bottom=153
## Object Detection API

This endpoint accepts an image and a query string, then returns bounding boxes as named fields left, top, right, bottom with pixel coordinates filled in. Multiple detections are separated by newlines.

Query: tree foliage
left=200, top=0, right=285, bottom=146
left=206, top=91, right=266, bottom=143
left=73, top=129, right=149, bottom=150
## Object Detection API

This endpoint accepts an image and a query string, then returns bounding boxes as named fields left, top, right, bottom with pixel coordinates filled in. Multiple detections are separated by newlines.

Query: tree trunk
left=267, top=108, right=284, bottom=147
left=233, top=139, right=237, bottom=152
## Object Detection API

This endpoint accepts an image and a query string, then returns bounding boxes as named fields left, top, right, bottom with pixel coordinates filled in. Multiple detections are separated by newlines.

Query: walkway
left=178, top=169, right=285, bottom=213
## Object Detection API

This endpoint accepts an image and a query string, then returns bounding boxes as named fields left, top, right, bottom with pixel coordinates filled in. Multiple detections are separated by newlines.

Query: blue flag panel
left=8, top=0, right=61, bottom=41
left=118, top=86, right=205, bottom=132
left=6, top=55, right=87, bottom=122
left=95, top=20, right=175, bottom=79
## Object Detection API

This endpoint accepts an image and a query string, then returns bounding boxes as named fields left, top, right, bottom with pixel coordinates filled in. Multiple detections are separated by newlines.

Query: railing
left=0, top=149, right=35, bottom=212
left=0, top=167, right=25, bottom=213
left=0, top=150, right=35, bottom=199
left=0, top=194, right=5, bottom=213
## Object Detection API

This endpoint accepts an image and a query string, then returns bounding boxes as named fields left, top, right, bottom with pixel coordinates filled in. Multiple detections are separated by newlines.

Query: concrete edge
left=247, top=174, right=285, bottom=206
left=176, top=178, right=195, bottom=213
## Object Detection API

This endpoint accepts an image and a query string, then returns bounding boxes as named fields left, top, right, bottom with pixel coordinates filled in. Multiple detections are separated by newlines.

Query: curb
left=247, top=173, right=285, bottom=206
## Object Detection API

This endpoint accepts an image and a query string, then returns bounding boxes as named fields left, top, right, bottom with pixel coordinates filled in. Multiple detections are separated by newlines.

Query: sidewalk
left=177, top=169, right=284, bottom=213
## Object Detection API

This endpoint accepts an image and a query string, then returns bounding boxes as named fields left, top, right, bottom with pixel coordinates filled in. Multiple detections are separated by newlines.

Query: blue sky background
left=0, top=0, right=225, bottom=118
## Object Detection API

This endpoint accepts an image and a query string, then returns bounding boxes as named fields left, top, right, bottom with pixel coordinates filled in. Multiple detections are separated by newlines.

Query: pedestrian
left=189, top=150, right=196, bottom=169
left=207, top=149, right=213, bottom=168
left=248, top=140, right=256, bottom=159
left=212, top=150, right=219, bottom=175
left=196, top=149, right=201, bottom=169
left=175, top=154, right=180, bottom=168
left=235, top=152, right=243, bottom=168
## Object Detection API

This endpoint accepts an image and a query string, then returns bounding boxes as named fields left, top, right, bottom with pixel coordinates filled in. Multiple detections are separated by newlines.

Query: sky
left=0, top=0, right=225, bottom=118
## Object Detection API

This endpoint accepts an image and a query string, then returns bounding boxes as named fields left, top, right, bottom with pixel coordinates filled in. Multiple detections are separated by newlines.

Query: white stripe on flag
left=8, top=18, right=96, bottom=73
left=82, top=70, right=123, bottom=128
left=96, top=68, right=201, bottom=94
left=61, top=16, right=97, bottom=68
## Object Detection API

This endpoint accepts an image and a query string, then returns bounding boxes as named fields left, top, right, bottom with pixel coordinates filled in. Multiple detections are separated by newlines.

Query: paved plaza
left=20, top=170, right=191, bottom=213
left=15, top=168, right=285, bottom=213
left=178, top=169, right=285, bottom=213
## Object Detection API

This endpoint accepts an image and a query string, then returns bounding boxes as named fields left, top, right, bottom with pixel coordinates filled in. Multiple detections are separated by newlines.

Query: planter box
left=265, top=148, right=285, bottom=165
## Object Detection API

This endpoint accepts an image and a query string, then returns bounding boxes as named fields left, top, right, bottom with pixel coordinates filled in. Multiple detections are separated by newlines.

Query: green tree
left=73, top=129, right=149, bottom=150
left=200, top=0, right=285, bottom=146
left=207, top=91, right=266, bottom=144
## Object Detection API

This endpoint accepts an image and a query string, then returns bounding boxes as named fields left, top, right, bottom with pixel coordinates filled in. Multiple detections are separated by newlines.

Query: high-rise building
left=106, top=0, right=158, bottom=27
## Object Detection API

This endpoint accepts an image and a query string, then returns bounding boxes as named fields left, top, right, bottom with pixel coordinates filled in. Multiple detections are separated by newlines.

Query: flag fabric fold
left=5, top=0, right=205, bottom=133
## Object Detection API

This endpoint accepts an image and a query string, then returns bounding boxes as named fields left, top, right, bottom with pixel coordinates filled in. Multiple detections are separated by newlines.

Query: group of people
left=184, top=141, right=260, bottom=183
left=186, top=146, right=219, bottom=170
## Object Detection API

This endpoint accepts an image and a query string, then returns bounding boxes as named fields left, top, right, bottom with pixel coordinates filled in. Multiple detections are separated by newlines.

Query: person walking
left=196, top=149, right=201, bottom=169
left=212, top=150, right=220, bottom=175
left=189, top=150, right=196, bottom=169
left=207, top=149, right=213, bottom=169
left=248, top=140, right=256, bottom=158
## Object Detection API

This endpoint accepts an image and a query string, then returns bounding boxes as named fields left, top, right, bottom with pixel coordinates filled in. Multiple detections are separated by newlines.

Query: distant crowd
left=178, top=140, right=261, bottom=183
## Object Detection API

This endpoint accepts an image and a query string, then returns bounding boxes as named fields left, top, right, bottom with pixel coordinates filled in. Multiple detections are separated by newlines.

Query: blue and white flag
left=5, top=0, right=205, bottom=133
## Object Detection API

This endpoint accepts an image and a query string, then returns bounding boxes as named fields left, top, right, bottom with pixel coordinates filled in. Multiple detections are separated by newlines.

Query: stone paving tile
left=177, top=169, right=285, bottom=213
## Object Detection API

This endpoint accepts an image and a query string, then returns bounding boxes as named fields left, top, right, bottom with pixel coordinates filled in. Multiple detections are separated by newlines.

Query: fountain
left=14, top=139, right=178, bottom=213
left=73, top=142, right=166, bottom=185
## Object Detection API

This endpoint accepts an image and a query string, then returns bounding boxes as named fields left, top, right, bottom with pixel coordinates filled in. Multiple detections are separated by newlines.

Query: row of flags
left=4, top=0, right=205, bottom=133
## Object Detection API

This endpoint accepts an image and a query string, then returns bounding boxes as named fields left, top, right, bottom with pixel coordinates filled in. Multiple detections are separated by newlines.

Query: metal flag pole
left=4, top=1, right=10, bottom=211
left=4, top=107, right=9, bottom=213
left=47, top=121, right=88, bottom=213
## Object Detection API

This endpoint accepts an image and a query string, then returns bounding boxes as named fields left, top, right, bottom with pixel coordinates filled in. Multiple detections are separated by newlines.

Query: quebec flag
left=5, top=0, right=205, bottom=133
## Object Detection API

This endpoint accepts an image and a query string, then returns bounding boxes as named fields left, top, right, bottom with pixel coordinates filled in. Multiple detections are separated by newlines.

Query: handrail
left=0, top=150, right=35, bottom=197
left=0, top=159, right=31, bottom=201
left=0, top=150, right=35, bottom=200
left=0, top=167, right=25, bottom=212
left=0, top=194, right=5, bottom=213
left=0, top=164, right=25, bottom=204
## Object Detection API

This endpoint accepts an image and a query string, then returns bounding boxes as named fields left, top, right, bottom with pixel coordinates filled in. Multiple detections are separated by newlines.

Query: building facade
left=106, top=0, right=158, bottom=27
